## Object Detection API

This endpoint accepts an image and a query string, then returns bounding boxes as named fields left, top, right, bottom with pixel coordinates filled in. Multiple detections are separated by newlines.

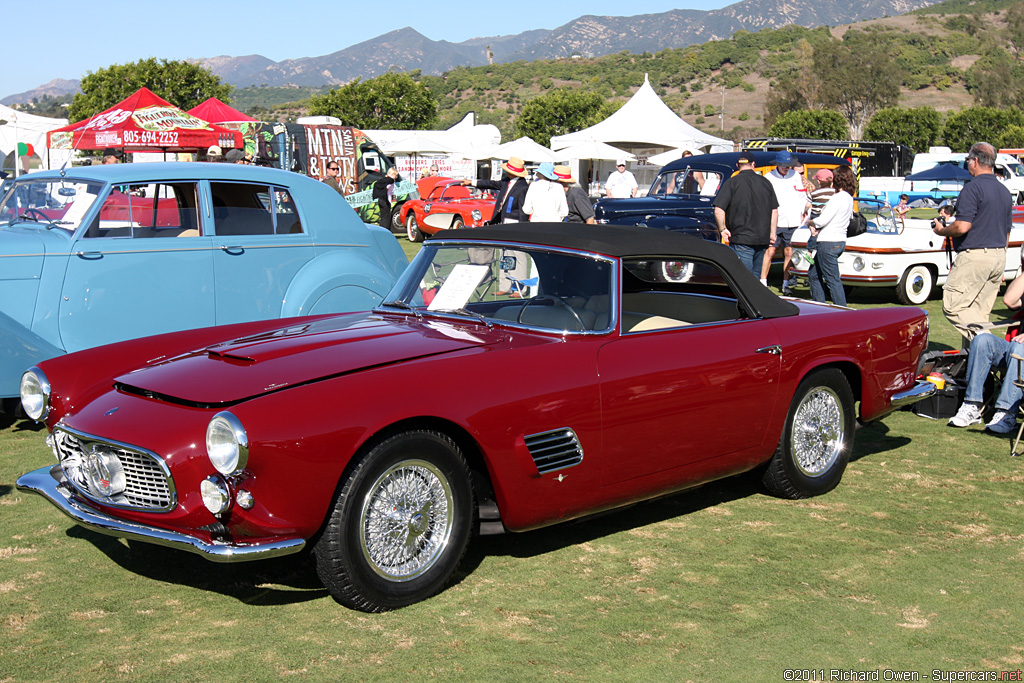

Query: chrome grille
left=524, top=428, right=584, bottom=474
left=52, top=427, right=175, bottom=511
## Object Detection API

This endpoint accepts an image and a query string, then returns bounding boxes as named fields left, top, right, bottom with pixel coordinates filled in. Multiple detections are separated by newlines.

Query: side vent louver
left=524, top=428, right=583, bottom=474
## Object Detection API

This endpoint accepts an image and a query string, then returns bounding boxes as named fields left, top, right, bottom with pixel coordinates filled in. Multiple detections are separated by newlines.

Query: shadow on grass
left=470, top=468, right=766, bottom=563
left=0, top=411, right=44, bottom=433
left=67, top=526, right=328, bottom=606
left=851, top=420, right=912, bottom=461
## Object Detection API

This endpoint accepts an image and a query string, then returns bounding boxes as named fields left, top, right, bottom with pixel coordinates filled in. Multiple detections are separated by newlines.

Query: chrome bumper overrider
left=16, top=465, right=305, bottom=562
left=890, top=380, right=937, bottom=408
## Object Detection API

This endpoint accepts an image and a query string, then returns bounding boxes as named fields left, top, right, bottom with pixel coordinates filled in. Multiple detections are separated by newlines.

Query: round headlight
left=200, top=476, right=231, bottom=515
left=205, top=412, right=248, bottom=475
left=853, top=256, right=865, bottom=272
left=87, top=448, right=126, bottom=498
left=471, top=209, right=482, bottom=222
left=20, top=368, right=51, bottom=421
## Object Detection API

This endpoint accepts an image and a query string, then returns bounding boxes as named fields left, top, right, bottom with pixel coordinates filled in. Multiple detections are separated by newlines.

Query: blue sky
left=5, top=0, right=734, bottom=99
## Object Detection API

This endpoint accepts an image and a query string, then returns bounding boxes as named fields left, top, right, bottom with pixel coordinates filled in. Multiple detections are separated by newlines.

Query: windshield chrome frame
left=378, top=239, right=620, bottom=336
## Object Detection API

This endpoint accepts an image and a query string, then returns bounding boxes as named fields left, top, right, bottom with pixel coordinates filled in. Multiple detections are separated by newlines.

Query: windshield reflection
left=0, top=178, right=105, bottom=233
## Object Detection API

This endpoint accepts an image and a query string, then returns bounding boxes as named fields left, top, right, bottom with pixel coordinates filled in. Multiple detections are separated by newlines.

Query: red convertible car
left=17, top=224, right=933, bottom=612
left=400, top=178, right=494, bottom=242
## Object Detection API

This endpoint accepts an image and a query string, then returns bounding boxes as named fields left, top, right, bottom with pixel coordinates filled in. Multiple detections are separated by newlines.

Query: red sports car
left=400, top=178, right=495, bottom=242
left=17, top=224, right=933, bottom=612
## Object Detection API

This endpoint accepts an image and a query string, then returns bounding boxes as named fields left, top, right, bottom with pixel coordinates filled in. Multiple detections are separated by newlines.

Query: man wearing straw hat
left=553, top=165, right=596, bottom=224
left=463, top=156, right=531, bottom=224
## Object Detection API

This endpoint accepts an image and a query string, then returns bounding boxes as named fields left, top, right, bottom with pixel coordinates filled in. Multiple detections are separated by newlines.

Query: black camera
left=932, top=215, right=947, bottom=229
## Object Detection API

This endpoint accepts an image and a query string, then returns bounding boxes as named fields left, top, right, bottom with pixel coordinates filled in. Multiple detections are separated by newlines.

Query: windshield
left=855, top=198, right=900, bottom=234
left=648, top=168, right=722, bottom=198
left=0, top=178, right=105, bottom=233
left=381, top=242, right=615, bottom=333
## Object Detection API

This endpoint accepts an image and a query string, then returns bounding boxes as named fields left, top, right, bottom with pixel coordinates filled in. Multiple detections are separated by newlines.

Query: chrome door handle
left=756, top=345, right=782, bottom=356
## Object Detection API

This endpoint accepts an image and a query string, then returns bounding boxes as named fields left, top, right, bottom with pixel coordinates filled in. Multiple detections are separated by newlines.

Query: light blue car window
left=210, top=182, right=301, bottom=236
left=89, top=182, right=201, bottom=238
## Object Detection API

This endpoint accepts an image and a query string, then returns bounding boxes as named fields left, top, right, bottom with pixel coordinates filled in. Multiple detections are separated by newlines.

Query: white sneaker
left=948, top=402, right=983, bottom=428
left=986, top=410, right=1018, bottom=434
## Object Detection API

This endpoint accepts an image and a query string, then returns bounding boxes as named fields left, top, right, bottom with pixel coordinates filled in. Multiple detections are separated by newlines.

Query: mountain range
left=2, top=0, right=942, bottom=104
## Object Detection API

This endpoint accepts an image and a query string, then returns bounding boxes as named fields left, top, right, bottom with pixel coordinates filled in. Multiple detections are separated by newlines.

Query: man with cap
left=206, top=145, right=223, bottom=162
left=605, top=159, right=638, bottom=198
left=554, top=165, right=596, bottom=224
left=463, top=156, right=531, bottom=224
left=762, top=151, right=810, bottom=294
left=713, top=153, right=779, bottom=280
left=102, top=148, right=122, bottom=164
left=225, top=149, right=247, bottom=164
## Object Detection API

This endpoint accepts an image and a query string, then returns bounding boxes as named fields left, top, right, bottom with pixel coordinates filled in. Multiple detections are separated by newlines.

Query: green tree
left=768, top=110, right=849, bottom=139
left=308, top=73, right=439, bottom=129
left=942, top=106, right=1024, bottom=151
left=68, top=58, right=231, bottom=122
left=812, top=32, right=903, bottom=138
left=514, top=89, right=620, bottom=147
left=864, top=106, right=943, bottom=152
left=996, top=124, right=1024, bottom=149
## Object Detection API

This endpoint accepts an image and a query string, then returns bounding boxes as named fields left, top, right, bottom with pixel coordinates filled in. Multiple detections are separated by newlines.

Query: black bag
left=847, top=211, right=868, bottom=237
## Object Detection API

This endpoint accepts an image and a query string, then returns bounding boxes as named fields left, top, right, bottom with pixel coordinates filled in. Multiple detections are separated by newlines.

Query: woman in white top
left=806, top=165, right=856, bottom=307
left=523, top=162, right=568, bottom=222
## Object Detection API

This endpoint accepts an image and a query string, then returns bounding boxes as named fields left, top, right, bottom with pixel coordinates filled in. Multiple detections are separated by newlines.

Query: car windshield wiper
left=432, top=307, right=494, bottom=328
left=379, top=299, right=423, bottom=319
left=16, top=213, right=64, bottom=230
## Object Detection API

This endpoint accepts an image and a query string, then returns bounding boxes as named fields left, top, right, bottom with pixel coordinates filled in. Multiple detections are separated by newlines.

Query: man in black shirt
left=712, top=155, right=779, bottom=281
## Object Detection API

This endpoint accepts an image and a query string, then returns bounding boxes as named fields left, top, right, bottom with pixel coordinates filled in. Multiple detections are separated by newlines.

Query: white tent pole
left=13, top=112, right=19, bottom=178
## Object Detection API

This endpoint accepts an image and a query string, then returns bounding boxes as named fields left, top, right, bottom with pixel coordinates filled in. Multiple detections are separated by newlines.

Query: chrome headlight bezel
left=200, top=476, right=231, bottom=515
left=205, top=411, right=249, bottom=476
left=20, top=367, right=51, bottom=422
left=471, top=209, right=482, bottom=222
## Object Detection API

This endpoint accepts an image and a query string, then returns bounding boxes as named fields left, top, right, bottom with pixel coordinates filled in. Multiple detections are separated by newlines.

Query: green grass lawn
left=3, top=242, right=1024, bottom=682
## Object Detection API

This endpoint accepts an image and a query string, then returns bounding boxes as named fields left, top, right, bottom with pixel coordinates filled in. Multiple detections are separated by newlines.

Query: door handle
left=756, top=345, right=782, bottom=356
left=75, top=251, right=103, bottom=260
left=220, top=245, right=244, bottom=255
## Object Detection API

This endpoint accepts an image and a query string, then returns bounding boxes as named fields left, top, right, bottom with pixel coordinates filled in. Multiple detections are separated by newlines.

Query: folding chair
left=1010, top=352, right=1024, bottom=457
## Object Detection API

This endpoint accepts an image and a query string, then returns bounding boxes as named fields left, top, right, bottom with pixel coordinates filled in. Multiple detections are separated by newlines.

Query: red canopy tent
left=46, top=87, right=242, bottom=153
left=187, top=97, right=255, bottom=124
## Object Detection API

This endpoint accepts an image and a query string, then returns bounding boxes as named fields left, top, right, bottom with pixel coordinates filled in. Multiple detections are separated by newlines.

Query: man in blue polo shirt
left=932, top=141, right=1014, bottom=346
left=713, top=154, right=779, bottom=280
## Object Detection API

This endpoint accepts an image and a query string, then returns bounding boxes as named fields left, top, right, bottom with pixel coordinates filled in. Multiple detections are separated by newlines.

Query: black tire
left=389, top=205, right=404, bottom=234
left=896, top=265, right=934, bottom=305
left=314, top=430, right=473, bottom=612
left=762, top=368, right=854, bottom=499
left=405, top=213, right=423, bottom=243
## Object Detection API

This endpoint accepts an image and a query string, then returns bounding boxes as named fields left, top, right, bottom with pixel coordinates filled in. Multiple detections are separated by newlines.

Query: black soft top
left=438, top=223, right=799, bottom=319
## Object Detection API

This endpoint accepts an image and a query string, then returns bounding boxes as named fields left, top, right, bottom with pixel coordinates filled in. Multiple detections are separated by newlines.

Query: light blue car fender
left=0, top=309, right=65, bottom=398
left=281, top=250, right=404, bottom=317
left=365, top=222, right=411, bottom=277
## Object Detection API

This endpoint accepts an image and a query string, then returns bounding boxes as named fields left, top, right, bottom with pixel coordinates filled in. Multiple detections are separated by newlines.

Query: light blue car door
left=58, top=180, right=215, bottom=353
left=207, top=181, right=315, bottom=324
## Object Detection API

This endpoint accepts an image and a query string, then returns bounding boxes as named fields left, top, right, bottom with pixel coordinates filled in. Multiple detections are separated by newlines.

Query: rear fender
left=281, top=252, right=400, bottom=318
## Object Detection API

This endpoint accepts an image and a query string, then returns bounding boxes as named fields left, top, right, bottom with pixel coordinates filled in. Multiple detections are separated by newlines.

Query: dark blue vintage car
left=594, top=151, right=850, bottom=237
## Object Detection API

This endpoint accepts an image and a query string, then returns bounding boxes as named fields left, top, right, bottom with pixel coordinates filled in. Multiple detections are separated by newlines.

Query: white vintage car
left=789, top=198, right=1024, bottom=305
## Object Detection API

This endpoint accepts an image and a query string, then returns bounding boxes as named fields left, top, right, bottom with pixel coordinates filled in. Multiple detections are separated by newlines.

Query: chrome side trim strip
left=16, top=465, right=305, bottom=563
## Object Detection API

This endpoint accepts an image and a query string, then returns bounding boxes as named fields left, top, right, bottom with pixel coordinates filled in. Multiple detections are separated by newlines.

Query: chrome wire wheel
left=359, top=459, right=455, bottom=581
left=791, top=386, right=844, bottom=477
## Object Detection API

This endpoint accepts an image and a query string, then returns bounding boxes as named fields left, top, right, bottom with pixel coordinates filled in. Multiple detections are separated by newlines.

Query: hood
left=115, top=314, right=507, bottom=405
left=0, top=228, right=52, bottom=281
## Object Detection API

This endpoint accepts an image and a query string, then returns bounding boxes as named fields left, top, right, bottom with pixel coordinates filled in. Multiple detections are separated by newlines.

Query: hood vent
left=524, top=428, right=583, bottom=474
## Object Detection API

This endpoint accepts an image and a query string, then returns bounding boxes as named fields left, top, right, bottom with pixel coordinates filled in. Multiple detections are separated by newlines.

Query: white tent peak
left=550, top=77, right=731, bottom=154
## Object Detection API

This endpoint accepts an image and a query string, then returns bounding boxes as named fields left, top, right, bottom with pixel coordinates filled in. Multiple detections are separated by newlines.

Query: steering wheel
left=19, top=208, right=50, bottom=222
left=517, top=295, right=587, bottom=331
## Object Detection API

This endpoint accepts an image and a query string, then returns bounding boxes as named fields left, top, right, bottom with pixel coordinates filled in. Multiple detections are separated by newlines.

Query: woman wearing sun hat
left=463, top=156, right=531, bottom=224
left=524, top=162, right=568, bottom=222
left=553, top=164, right=596, bottom=224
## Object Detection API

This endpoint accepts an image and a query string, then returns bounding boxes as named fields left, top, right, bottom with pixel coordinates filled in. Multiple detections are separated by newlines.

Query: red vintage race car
left=400, top=178, right=495, bottom=242
left=17, top=224, right=934, bottom=612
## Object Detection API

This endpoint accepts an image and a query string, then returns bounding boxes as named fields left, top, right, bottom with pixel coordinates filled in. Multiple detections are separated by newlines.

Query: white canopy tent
left=0, top=105, right=70, bottom=176
left=483, top=136, right=560, bottom=164
left=364, top=113, right=500, bottom=180
left=550, top=75, right=732, bottom=194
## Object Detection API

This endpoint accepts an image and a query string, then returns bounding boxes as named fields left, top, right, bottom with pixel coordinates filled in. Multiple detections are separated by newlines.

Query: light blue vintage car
left=0, top=162, right=408, bottom=401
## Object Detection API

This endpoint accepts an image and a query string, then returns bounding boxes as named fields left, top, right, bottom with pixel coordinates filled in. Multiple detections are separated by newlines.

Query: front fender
left=0, top=309, right=65, bottom=398
left=281, top=251, right=401, bottom=317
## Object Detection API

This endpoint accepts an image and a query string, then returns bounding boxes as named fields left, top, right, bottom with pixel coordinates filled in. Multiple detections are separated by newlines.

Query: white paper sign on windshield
left=427, top=264, right=490, bottom=311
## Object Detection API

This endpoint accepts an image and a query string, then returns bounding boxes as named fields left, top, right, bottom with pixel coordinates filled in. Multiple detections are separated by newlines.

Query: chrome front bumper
left=890, top=380, right=937, bottom=408
left=16, top=465, right=306, bottom=562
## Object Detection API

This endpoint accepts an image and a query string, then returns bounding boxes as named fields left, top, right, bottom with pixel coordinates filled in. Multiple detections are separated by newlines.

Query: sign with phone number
left=122, top=130, right=179, bottom=146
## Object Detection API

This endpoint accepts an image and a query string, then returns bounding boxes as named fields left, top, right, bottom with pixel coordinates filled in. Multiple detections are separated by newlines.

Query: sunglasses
left=328, top=166, right=339, bottom=171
